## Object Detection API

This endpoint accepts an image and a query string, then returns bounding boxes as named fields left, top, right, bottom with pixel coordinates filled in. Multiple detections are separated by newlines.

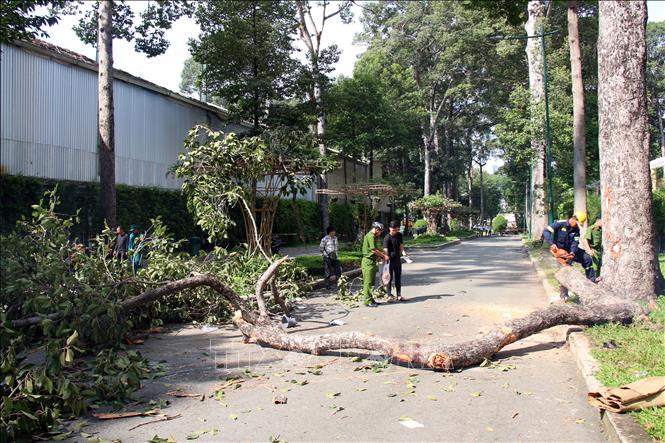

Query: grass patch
left=293, top=251, right=363, bottom=277
left=405, top=234, right=456, bottom=246
left=586, top=297, right=665, bottom=440
left=524, top=239, right=559, bottom=288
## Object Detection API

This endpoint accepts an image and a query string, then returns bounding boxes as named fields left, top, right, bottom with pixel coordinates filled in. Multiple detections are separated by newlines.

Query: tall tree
left=97, top=1, right=115, bottom=227
left=70, top=1, right=193, bottom=226
left=191, top=1, right=298, bottom=131
left=568, top=1, right=586, bottom=215
left=524, top=0, right=548, bottom=239
left=294, top=0, right=352, bottom=229
left=598, top=0, right=659, bottom=302
left=360, top=1, right=515, bottom=198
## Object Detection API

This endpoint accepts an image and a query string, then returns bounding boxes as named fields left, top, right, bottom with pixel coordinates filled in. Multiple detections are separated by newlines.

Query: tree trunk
left=315, top=79, right=330, bottom=230
left=467, top=165, right=473, bottom=228
left=568, top=1, right=587, bottom=215
left=597, top=0, right=659, bottom=302
left=525, top=0, right=548, bottom=240
left=423, top=133, right=432, bottom=196
left=98, top=0, right=116, bottom=228
left=12, top=262, right=648, bottom=372
left=479, top=163, right=485, bottom=224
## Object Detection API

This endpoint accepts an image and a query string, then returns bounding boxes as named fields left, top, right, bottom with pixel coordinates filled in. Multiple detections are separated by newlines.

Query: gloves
left=549, top=244, right=559, bottom=255
left=554, top=249, right=574, bottom=265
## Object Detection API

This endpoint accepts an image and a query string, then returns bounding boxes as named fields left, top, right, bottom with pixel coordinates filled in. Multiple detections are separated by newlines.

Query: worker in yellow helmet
left=543, top=211, right=595, bottom=301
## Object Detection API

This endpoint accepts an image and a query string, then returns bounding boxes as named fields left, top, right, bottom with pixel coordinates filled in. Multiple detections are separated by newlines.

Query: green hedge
left=1, top=175, right=356, bottom=246
left=0, top=175, right=201, bottom=243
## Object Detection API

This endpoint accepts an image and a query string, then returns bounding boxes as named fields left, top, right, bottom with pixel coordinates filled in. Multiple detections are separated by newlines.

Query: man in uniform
left=543, top=211, right=596, bottom=301
left=361, top=222, right=389, bottom=307
left=383, top=220, right=407, bottom=301
left=582, top=218, right=603, bottom=277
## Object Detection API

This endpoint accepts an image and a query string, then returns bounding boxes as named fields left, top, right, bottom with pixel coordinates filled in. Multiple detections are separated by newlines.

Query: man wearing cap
left=383, top=220, right=407, bottom=301
left=361, top=222, right=389, bottom=307
left=543, top=211, right=596, bottom=301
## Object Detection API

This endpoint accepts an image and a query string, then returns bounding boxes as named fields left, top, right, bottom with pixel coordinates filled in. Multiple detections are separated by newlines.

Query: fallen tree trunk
left=232, top=266, right=647, bottom=370
left=9, top=260, right=648, bottom=371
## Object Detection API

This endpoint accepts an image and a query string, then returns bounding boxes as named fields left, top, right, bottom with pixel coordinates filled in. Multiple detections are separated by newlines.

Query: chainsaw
left=550, top=245, right=573, bottom=266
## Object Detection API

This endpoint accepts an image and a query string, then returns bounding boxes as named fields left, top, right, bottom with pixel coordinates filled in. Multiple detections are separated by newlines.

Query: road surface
left=78, top=236, right=605, bottom=442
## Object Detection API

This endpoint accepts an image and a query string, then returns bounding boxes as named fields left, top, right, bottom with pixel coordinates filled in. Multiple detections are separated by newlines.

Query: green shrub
left=0, top=175, right=201, bottom=243
left=413, top=219, right=427, bottom=230
left=273, top=199, right=320, bottom=244
left=492, top=215, right=508, bottom=233
left=556, top=188, right=601, bottom=223
left=330, top=202, right=354, bottom=239
left=449, top=218, right=460, bottom=232
left=1, top=189, right=310, bottom=440
left=652, top=189, right=665, bottom=236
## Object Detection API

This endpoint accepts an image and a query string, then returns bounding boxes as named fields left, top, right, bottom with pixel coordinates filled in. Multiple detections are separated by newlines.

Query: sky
left=41, top=1, right=665, bottom=173
left=41, top=2, right=366, bottom=93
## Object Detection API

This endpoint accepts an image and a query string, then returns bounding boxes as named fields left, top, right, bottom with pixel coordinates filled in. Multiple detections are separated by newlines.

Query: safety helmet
left=573, top=211, right=587, bottom=224
left=372, top=221, right=385, bottom=231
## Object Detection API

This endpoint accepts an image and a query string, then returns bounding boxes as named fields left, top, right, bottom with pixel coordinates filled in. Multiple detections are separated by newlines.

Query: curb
left=568, top=333, right=653, bottom=443
left=310, top=236, right=472, bottom=289
left=523, top=242, right=652, bottom=443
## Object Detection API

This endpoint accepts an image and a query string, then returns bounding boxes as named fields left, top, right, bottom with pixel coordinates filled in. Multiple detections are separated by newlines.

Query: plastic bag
left=381, top=262, right=391, bottom=285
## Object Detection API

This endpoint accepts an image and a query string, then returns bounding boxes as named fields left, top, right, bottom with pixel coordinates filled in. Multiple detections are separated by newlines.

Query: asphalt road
left=77, top=236, right=605, bottom=442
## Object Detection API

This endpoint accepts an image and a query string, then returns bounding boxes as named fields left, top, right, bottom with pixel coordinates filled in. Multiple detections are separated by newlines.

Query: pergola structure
left=316, top=183, right=420, bottom=232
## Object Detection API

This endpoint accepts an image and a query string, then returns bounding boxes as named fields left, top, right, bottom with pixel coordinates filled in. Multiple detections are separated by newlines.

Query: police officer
left=543, top=211, right=596, bottom=301
left=361, top=222, right=389, bottom=307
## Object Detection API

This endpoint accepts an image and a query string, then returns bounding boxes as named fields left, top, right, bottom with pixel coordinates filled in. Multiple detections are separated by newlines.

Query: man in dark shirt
left=114, top=225, right=128, bottom=261
left=383, top=220, right=407, bottom=301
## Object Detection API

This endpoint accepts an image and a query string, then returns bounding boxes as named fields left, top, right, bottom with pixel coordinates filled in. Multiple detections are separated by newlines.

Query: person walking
left=582, top=218, right=603, bottom=277
left=383, top=220, right=407, bottom=301
left=361, top=222, right=389, bottom=307
left=114, top=225, right=128, bottom=261
left=320, top=226, right=342, bottom=290
left=128, top=224, right=143, bottom=274
left=543, top=211, right=595, bottom=301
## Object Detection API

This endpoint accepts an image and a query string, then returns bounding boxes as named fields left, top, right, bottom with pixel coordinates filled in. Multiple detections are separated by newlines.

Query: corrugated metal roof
left=1, top=41, right=249, bottom=189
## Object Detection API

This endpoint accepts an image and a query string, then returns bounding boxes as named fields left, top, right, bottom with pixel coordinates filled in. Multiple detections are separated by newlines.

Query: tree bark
left=467, top=164, right=473, bottom=228
left=598, top=0, right=659, bottom=302
left=422, top=132, right=432, bottom=196
left=98, top=0, right=116, bottom=228
left=568, top=1, right=587, bottom=215
left=479, top=162, right=485, bottom=224
left=525, top=0, right=548, bottom=240
left=233, top=267, right=644, bottom=370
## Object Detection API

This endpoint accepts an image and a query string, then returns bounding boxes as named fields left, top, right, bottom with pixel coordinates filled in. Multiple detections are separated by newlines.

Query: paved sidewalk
left=78, top=237, right=605, bottom=442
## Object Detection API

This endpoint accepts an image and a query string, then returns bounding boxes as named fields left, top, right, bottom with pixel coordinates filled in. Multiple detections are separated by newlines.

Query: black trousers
left=387, top=260, right=402, bottom=296
left=324, top=257, right=342, bottom=289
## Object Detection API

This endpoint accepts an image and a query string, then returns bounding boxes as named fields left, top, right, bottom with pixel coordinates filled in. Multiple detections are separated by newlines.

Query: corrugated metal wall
left=1, top=43, right=246, bottom=189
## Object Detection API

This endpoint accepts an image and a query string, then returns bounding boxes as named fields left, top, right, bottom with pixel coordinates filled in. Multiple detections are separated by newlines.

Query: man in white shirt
left=320, top=226, right=342, bottom=290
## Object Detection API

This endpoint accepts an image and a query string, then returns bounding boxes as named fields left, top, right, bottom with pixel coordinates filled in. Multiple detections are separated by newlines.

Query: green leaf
left=66, top=330, right=79, bottom=346
left=325, top=392, right=341, bottom=399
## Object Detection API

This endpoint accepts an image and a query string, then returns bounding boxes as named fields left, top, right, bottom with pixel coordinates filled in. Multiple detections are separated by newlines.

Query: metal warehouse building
left=0, top=40, right=249, bottom=190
